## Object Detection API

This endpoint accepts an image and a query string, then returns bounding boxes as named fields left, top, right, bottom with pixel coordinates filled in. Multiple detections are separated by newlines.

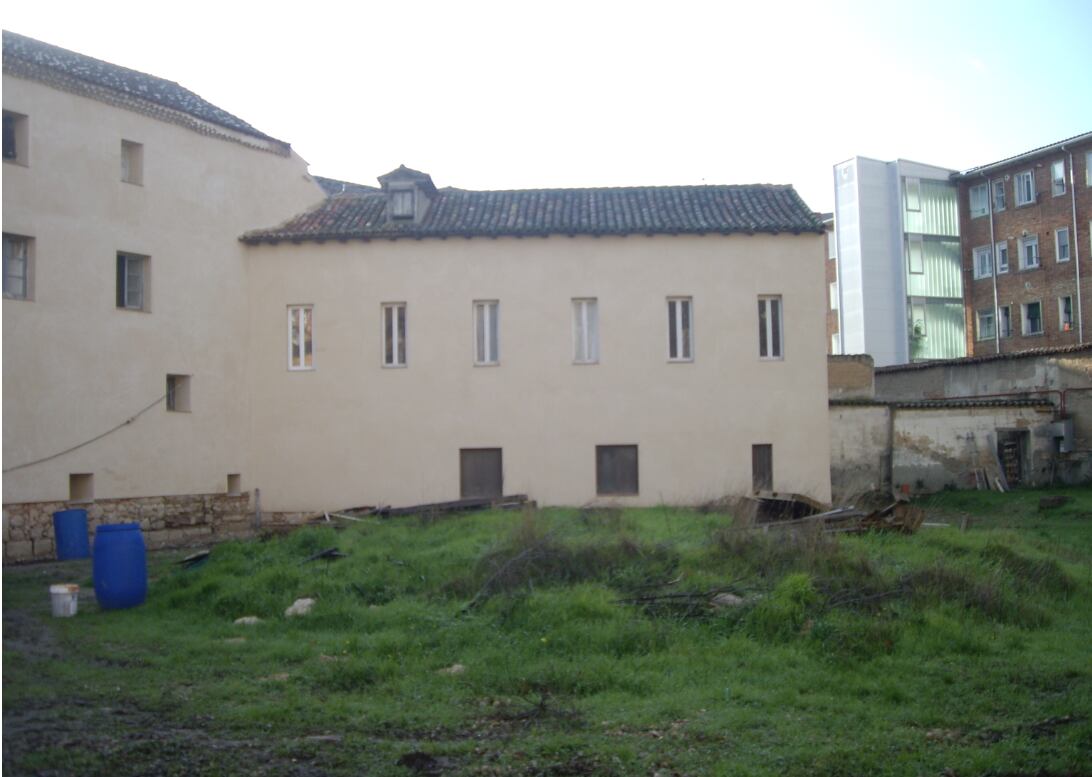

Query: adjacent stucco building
left=3, top=32, right=832, bottom=560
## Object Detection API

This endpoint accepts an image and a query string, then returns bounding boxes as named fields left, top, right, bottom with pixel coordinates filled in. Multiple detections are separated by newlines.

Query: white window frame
left=904, top=177, right=921, bottom=212
left=288, top=305, right=314, bottom=371
left=1022, top=301, right=1043, bottom=336
left=992, top=180, right=1006, bottom=212
left=829, top=282, right=839, bottom=311
left=969, top=184, right=989, bottom=218
left=572, top=298, right=599, bottom=364
left=995, top=240, right=1009, bottom=274
left=116, top=251, right=148, bottom=311
left=973, top=245, right=993, bottom=279
left=667, top=296, right=693, bottom=362
left=1019, top=234, right=1039, bottom=270
left=1086, top=152, right=1091, bottom=187
left=999, top=306, right=1012, bottom=338
left=976, top=308, right=995, bottom=341
left=1055, top=227, right=1070, bottom=263
left=474, top=300, right=499, bottom=365
left=907, top=235, right=924, bottom=274
left=830, top=333, right=840, bottom=355
left=1051, top=160, right=1065, bottom=196
left=757, top=295, right=783, bottom=360
left=1059, top=296, right=1074, bottom=332
left=3, top=233, right=31, bottom=300
left=1015, top=170, right=1035, bottom=206
left=382, top=302, right=407, bottom=367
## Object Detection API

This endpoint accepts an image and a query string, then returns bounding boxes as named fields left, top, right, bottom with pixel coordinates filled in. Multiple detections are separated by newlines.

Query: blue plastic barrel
left=52, top=509, right=91, bottom=560
left=92, top=522, right=147, bottom=610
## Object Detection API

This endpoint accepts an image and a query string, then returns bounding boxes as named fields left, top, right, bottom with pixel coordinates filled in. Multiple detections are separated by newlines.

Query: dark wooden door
left=752, top=444, right=773, bottom=492
left=460, top=448, right=503, bottom=499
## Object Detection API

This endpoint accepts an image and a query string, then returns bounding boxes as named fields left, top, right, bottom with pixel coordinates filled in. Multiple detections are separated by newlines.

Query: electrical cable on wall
left=2, top=393, right=167, bottom=474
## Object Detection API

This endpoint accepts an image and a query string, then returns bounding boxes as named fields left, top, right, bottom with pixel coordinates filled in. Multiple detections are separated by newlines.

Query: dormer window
left=391, top=189, right=415, bottom=219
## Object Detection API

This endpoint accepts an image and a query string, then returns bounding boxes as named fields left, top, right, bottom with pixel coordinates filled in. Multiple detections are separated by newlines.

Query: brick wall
left=825, top=223, right=839, bottom=352
left=828, top=354, right=875, bottom=399
left=958, top=140, right=1092, bottom=355
left=2, top=492, right=318, bottom=563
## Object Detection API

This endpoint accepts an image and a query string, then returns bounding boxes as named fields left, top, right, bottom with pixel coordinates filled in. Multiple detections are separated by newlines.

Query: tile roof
left=3, top=30, right=279, bottom=144
left=314, top=176, right=381, bottom=198
left=242, top=180, right=823, bottom=244
left=829, top=397, right=1053, bottom=410
left=875, top=344, right=1092, bottom=374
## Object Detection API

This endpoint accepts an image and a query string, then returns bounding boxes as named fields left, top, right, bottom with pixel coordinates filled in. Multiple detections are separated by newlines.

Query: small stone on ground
left=285, top=598, right=315, bottom=617
left=233, top=616, right=262, bottom=626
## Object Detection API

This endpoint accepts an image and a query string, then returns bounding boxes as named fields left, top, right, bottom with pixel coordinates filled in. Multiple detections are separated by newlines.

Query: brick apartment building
left=820, top=213, right=839, bottom=352
left=954, top=132, right=1091, bottom=355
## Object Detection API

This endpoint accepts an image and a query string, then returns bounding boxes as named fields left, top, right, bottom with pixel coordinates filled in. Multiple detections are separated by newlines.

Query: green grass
left=5, top=489, right=1092, bottom=776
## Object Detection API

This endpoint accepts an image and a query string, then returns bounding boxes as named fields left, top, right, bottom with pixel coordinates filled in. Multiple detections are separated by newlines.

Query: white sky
left=4, top=0, right=1091, bottom=212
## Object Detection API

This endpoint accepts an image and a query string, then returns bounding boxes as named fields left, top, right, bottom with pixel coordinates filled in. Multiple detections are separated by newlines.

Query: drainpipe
left=986, top=176, right=1000, bottom=353
left=1066, top=149, right=1084, bottom=343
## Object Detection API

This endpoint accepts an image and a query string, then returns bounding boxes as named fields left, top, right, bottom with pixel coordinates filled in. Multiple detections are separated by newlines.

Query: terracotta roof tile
left=3, top=30, right=276, bottom=142
left=242, top=182, right=823, bottom=243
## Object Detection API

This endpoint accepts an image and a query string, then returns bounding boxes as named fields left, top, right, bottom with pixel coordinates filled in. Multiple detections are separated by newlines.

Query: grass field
left=4, top=488, right=1091, bottom=776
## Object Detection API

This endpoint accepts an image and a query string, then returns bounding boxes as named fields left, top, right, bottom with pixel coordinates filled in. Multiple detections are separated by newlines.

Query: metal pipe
left=1066, top=149, right=1083, bottom=343
left=986, top=176, right=1000, bottom=353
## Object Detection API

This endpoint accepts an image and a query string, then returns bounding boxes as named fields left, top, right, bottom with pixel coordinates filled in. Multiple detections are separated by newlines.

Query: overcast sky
left=4, top=0, right=1091, bottom=212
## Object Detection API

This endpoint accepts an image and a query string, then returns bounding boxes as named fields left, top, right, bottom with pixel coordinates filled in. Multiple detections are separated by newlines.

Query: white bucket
left=50, top=584, right=80, bottom=617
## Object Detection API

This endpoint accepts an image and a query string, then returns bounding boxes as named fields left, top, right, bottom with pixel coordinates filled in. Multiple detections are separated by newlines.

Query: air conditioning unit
left=1052, top=419, right=1075, bottom=453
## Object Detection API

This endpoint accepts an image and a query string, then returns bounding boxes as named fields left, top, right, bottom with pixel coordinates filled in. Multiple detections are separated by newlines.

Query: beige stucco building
left=3, top=32, right=831, bottom=560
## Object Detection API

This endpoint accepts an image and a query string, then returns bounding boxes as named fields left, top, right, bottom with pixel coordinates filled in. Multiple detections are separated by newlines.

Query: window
left=973, top=245, right=993, bottom=279
left=999, top=306, right=1012, bottom=338
left=667, top=297, right=692, bottom=361
left=907, top=235, right=924, bottom=274
left=460, top=448, right=503, bottom=499
left=227, top=474, right=242, bottom=495
left=1087, top=152, right=1091, bottom=187
left=829, top=282, right=839, bottom=311
left=757, top=295, right=782, bottom=359
left=1056, top=228, right=1070, bottom=263
left=752, top=444, right=773, bottom=492
left=910, top=300, right=927, bottom=338
left=831, top=333, right=840, bottom=355
left=1019, top=235, right=1039, bottom=270
left=996, top=240, right=1009, bottom=274
left=69, top=473, right=94, bottom=502
left=1015, top=170, right=1035, bottom=206
left=969, top=184, right=988, bottom=218
left=1022, top=301, right=1043, bottom=335
left=3, top=233, right=31, bottom=299
left=474, top=300, right=499, bottom=365
left=596, top=445, right=638, bottom=496
left=382, top=302, right=407, bottom=367
left=992, top=180, right=1006, bottom=212
left=1059, top=296, right=1074, bottom=332
left=166, top=374, right=191, bottom=412
left=1051, top=160, right=1065, bottom=196
left=121, top=140, right=143, bottom=184
left=116, top=252, right=148, bottom=310
left=572, top=298, right=599, bottom=364
left=288, top=305, right=314, bottom=370
left=976, top=308, right=996, bottom=341
left=904, top=177, right=921, bottom=212
left=3, top=110, right=28, bottom=165
left=391, top=189, right=415, bottom=219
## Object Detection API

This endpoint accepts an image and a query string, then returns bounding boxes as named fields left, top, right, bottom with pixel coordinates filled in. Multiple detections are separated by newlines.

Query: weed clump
left=979, top=543, right=1074, bottom=594
left=747, top=573, right=820, bottom=642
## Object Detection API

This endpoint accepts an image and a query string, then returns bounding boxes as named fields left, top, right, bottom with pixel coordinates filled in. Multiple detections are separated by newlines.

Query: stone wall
left=829, top=402, right=890, bottom=502
left=2, top=492, right=317, bottom=564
